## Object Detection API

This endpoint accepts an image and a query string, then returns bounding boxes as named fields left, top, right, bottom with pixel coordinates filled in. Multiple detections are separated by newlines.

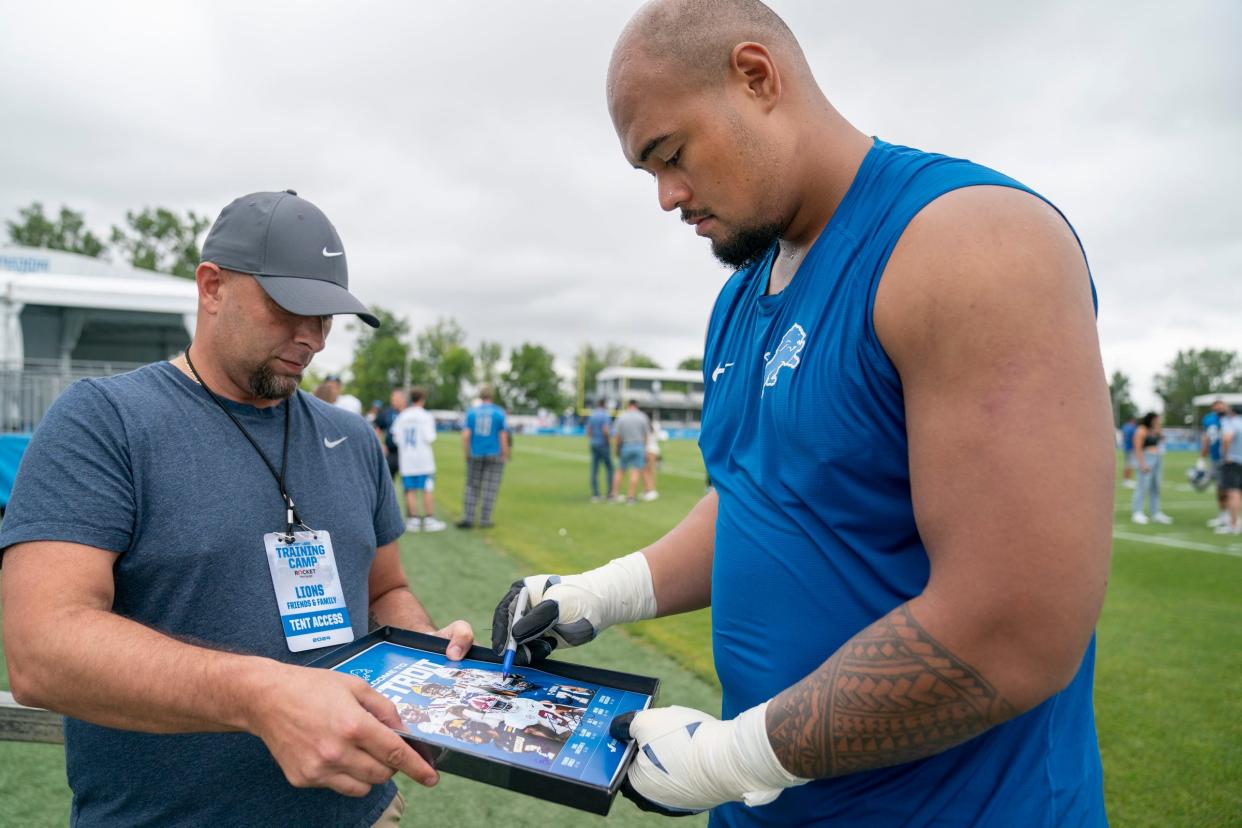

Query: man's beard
left=249, top=360, right=300, bottom=400
left=711, top=221, right=782, bottom=269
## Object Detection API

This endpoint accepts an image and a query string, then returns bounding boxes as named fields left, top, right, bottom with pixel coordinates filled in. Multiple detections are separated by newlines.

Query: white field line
left=1112, top=529, right=1242, bottom=558
left=516, top=444, right=706, bottom=481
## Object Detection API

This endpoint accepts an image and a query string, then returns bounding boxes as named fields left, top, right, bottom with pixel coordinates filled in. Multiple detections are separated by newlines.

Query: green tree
left=624, top=351, right=660, bottom=369
left=575, top=343, right=627, bottom=409
left=677, top=356, right=704, bottom=372
left=501, top=343, right=565, bottom=414
left=6, top=202, right=106, bottom=257
left=409, top=318, right=475, bottom=410
left=1108, top=370, right=1138, bottom=425
left=110, top=206, right=210, bottom=278
left=1152, top=348, right=1241, bottom=425
left=476, top=340, right=503, bottom=388
left=346, top=307, right=409, bottom=407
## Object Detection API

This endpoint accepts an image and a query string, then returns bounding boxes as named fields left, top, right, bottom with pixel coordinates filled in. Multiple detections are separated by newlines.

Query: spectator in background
left=458, top=385, right=509, bottom=529
left=325, top=374, right=363, bottom=416
left=1202, top=398, right=1230, bottom=528
left=373, top=388, right=407, bottom=480
left=1120, top=416, right=1138, bottom=489
left=585, top=398, right=615, bottom=502
left=611, top=399, right=651, bottom=504
left=1131, top=411, right=1172, bottom=525
left=1216, top=405, right=1242, bottom=536
left=366, top=399, right=383, bottom=425
left=312, top=382, right=336, bottom=404
left=392, top=387, right=446, bottom=533
left=641, top=410, right=662, bottom=502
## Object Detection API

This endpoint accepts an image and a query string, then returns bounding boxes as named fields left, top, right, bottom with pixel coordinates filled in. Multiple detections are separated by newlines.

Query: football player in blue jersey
left=494, top=1, right=1113, bottom=825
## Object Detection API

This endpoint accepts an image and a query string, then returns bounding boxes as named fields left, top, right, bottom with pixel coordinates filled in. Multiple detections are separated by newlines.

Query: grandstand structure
left=595, top=366, right=704, bottom=428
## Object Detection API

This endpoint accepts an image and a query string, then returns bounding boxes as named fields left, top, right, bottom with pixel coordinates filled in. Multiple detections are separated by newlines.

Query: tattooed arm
left=368, top=541, right=474, bottom=660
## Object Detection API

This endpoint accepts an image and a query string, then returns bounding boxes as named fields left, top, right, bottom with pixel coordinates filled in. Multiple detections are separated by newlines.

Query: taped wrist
left=726, top=702, right=809, bottom=806
left=553, top=551, right=658, bottom=633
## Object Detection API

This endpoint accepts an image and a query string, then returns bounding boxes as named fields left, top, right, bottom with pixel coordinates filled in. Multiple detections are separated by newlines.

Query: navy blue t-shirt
left=0, top=362, right=405, bottom=827
left=701, top=139, right=1105, bottom=826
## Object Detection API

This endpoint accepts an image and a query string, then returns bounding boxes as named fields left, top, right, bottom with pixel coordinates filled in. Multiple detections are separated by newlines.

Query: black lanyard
left=184, top=345, right=307, bottom=542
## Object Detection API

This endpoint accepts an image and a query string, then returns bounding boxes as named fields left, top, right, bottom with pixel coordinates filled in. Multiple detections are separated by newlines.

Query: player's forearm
left=368, top=585, right=436, bottom=633
left=765, top=599, right=1042, bottom=779
left=640, top=490, right=717, bottom=616
left=7, top=604, right=275, bottom=734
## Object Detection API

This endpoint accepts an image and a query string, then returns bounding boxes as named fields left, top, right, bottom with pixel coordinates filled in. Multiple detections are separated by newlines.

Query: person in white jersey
left=391, top=387, right=446, bottom=532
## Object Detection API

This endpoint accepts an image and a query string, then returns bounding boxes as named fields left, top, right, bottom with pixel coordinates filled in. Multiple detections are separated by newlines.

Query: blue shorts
left=619, top=444, right=646, bottom=470
left=402, top=474, right=434, bottom=492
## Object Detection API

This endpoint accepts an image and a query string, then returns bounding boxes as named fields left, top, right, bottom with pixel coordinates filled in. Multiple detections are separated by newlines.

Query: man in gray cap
left=0, top=190, right=471, bottom=827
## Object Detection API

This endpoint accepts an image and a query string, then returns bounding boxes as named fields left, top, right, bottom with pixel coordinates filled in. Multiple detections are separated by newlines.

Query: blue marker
left=501, top=585, right=530, bottom=680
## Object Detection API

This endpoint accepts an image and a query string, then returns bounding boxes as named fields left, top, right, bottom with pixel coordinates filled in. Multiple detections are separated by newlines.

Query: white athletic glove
left=610, top=702, right=809, bottom=815
left=491, top=551, right=658, bottom=663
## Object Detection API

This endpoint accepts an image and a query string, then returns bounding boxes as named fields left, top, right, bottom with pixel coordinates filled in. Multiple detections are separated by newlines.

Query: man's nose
left=294, top=314, right=330, bottom=351
left=657, top=173, right=690, bottom=213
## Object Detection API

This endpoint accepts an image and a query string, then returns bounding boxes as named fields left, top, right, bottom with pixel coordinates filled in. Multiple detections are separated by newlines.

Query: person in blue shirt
left=585, top=398, right=616, bottom=502
left=1121, top=416, right=1138, bottom=488
left=491, top=2, right=1112, bottom=826
left=458, top=385, right=510, bottom=529
left=1202, top=398, right=1230, bottom=527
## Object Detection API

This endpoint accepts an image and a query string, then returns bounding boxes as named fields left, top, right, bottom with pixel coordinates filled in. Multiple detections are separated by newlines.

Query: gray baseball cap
left=201, top=190, right=379, bottom=328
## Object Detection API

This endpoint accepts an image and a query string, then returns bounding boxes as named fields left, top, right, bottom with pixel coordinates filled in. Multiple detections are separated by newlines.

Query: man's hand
left=431, top=619, right=474, bottom=661
left=490, top=552, right=657, bottom=665
left=244, top=662, right=439, bottom=797
left=609, top=704, right=807, bottom=815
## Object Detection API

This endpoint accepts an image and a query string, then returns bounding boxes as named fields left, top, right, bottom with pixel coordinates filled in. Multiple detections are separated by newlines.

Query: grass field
left=1, top=436, right=1239, bottom=826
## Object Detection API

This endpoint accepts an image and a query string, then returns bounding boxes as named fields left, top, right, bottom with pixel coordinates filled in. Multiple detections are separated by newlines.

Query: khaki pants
left=372, top=791, right=406, bottom=827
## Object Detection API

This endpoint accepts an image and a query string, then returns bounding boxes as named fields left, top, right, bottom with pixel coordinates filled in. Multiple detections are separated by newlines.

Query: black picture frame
left=307, top=626, right=660, bottom=815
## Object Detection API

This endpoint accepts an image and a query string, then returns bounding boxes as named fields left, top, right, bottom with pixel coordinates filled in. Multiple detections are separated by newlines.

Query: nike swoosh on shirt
left=322, top=247, right=344, bottom=257
left=324, top=436, right=348, bottom=448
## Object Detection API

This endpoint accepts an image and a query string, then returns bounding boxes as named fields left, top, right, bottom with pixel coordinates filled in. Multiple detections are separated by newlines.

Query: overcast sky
left=2, top=0, right=1238, bottom=409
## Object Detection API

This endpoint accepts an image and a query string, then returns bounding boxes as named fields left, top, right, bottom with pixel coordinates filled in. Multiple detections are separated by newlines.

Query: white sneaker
left=639, top=490, right=659, bottom=502
left=422, top=517, right=447, bottom=532
left=1131, top=512, right=1149, bottom=525
left=1152, top=513, right=1173, bottom=525
left=610, top=495, right=626, bottom=504
left=405, top=518, right=423, bottom=532
left=1207, top=514, right=1228, bottom=528
left=1214, top=523, right=1240, bottom=535
left=1122, top=480, right=1137, bottom=489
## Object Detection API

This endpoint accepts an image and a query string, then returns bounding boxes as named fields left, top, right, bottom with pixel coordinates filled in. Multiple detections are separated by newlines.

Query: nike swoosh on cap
left=322, top=247, right=344, bottom=257
left=324, top=436, right=348, bottom=448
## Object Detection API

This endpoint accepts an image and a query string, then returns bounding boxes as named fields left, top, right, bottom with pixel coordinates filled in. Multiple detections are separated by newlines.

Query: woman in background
left=1131, top=411, right=1172, bottom=525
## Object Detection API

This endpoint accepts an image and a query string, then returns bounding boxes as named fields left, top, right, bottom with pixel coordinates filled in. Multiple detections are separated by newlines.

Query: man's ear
left=195, top=262, right=226, bottom=315
left=731, top=42, right=782, bottom=112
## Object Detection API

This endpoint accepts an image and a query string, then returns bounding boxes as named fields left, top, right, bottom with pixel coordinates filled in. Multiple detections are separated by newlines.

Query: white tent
left=0, top=246, right=196, bottom=368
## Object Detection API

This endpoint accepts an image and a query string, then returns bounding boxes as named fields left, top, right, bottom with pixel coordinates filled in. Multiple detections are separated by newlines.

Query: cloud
left=2, top=0, right=1237, bottom=409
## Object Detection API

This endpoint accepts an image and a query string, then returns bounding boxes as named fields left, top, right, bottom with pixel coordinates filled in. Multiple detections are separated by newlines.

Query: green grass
left=2, top=439, right=1238, bottom=826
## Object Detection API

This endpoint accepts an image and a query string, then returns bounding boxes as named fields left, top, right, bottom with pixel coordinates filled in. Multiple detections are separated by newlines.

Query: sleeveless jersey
left=700, top=139, right=1106, bottom=827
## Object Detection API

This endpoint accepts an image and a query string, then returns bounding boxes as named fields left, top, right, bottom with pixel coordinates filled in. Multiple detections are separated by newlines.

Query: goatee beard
left=249, top=362, right=299, bottom=400
left=711, top=222, right=783, bottom=269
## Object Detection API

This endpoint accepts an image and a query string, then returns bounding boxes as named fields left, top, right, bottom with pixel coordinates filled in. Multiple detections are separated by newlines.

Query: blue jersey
left=1121, top=422, right=1138, bottom=455
left=1202, top=412, right=1222, bottom=462
left=586, top=408, right=612, bottom=447
left=466, top=402, right=507, bottom=457
left=700, top=139, right=1105, bottom=827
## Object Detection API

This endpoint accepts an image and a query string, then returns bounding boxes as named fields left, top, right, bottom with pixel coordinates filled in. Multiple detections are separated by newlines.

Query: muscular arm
left=641, top=489, right=717, bottom=616
left=766, top=187, right=1113, bottom=778
left=368, top=540, right=472, bottom=659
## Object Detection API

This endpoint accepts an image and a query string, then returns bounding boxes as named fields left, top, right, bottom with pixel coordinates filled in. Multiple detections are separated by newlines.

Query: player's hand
left=490, top=552, right=658, bottom=665
left=244, top=662, right=440, bottom=797
left=609, top=703, right=808, bottom=815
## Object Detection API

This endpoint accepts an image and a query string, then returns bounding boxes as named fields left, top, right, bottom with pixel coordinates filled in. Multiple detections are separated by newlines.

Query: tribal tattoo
left=767, top=604, right=1018, bottom=778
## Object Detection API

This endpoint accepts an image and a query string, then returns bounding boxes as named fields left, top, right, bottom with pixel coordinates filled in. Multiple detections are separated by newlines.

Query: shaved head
left=608, top=0, right=813, bottom=97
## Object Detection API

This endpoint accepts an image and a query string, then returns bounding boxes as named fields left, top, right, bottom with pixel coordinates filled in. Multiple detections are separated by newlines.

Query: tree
left=409, top=318, right=475, bottom=410
left=1152, top=348, right=1241, bottom=425
left=6, top=202, right=106, bottom=258
left=476, top=340, right=503, bottom=388
left=1108, top=370, right=1138, bottom=425
left=346, top=307, right=409, bottom=407
left=110, top=207, right=210, bottom=278
left=575, top=343, right=628, bottom=408
left=501, top=343, right=565, bottom=414
left=624, top=351, right=661, bottom=369
left=677, top=356, right=704, bottom=372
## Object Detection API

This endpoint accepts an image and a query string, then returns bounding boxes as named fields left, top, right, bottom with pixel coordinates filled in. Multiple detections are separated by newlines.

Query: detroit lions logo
left=762, top=323, right=807, bottom=395
left=350, top=668, right=373, bottom=681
